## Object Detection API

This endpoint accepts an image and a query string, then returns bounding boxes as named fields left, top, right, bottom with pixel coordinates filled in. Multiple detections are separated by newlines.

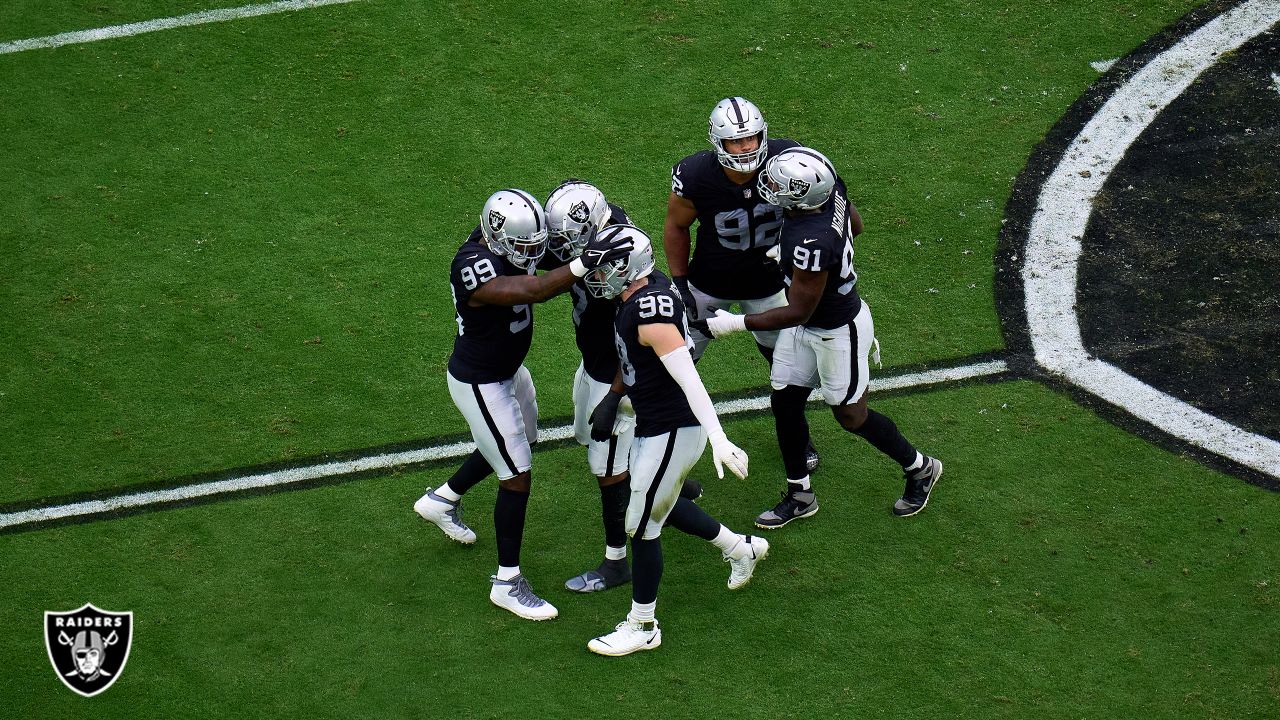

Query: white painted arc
left=1023, top=0, right=1280, bottom=478
left=0, top=0, right=361, bottom=55
left=0, top=360, right=1008, bottom=530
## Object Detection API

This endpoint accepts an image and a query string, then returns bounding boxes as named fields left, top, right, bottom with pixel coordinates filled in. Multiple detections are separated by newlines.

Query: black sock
left=755, top=342, right=775, bottom=365
left=631, top=537, right=663, bottom=605
left=446, top=450, right=492, bottom=496
left=772, top=385, right=812, bottom=480
left=852, top=409, right=918, bottom=468
left=600, top=481, right=628, bottom=550
left=664, top=497, right=720, bottom=540
left=494, top=486, right=529, bottom=568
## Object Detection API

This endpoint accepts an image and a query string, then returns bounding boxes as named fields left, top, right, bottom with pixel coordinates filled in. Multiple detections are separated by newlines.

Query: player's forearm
left=745, top=302, right=814, bottom=331
left=479, top=265, right=576, bottom=305
left=659, top=346, right=724, bottom=436
left=662, top=224, right=692, bottom=277
left=528, top=265, right=580, bottom=302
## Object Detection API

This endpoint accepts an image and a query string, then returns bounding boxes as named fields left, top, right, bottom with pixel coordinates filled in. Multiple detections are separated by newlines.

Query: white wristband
left=569, top=257, right=588, bottom=277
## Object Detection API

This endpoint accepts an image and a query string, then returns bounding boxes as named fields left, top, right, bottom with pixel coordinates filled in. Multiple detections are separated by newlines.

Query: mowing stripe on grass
left=0, top=359, right=1008, bottom=532
left=1023, top=0, right=1280, bottom=479
left=0, top=0, right=361, bottom=55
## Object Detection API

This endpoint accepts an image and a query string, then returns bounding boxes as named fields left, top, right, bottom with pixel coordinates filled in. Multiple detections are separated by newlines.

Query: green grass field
left=2, top=1, right=1277, bottom=717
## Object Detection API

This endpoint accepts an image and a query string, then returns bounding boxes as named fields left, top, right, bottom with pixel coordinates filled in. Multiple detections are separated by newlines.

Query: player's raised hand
left=573, top=233, right=633, bottom=274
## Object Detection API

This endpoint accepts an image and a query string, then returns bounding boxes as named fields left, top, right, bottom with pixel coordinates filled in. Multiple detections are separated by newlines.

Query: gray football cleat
left=754, top=488, right=819, bottom=529
left=805, top=442, right=821, bottom=473
left=894, top=456, right=943, bottom=517
left=565, top=558, right=632, bottom=593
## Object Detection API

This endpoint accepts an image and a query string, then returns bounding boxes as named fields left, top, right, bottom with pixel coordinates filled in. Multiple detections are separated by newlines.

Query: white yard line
left=0, top=360, right=1008, bottom=531
left=1023, top=0, right=1280, bottom=479
left=0, top=0, right=360, bottom=55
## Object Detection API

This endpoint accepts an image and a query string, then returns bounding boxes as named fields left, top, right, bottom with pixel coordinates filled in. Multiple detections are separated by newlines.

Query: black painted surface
left=1078, top=29, right=1280, bottom=440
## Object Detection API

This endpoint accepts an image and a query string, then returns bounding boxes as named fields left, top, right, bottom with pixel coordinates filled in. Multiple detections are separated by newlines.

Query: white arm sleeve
left=658, top=345, right=723, bottom=437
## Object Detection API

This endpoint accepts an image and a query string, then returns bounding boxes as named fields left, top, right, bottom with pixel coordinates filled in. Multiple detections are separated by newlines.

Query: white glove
left=704, top=309, right=747, bottom=338
left=707, top=430, right=749, bottom=480
left=765, top=244, right=781, bottom=263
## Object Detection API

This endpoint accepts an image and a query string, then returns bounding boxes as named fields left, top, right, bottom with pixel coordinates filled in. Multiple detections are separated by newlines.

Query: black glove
left=672, top=275, right=699, bottom=321
left=578, top=235, right=633, bottom=273
left=589, top=390, right=624, bottom=442
left=687, top=316, right=711, bottom=339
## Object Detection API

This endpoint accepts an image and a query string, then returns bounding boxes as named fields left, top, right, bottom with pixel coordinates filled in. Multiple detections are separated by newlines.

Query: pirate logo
left=566, top=200, right=591, bottom=224
left=487, top=210, right=507, bottom=232
left=788, top=177, right=812, bottom=197
left=45, top=603, right=133, bottom=697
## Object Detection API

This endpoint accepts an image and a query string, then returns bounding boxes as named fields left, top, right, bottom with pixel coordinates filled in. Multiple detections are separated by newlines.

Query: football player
left=413, top=188, right=630, bottom=621
left=664, top=96, right=820, bottom=473
left=543, top=180, right=704, bottom=594
left=541, top=180, right=638, bottom=593
left=696, top=148, right=943, bottom=525
left=583, top=224, right=769, bottom=657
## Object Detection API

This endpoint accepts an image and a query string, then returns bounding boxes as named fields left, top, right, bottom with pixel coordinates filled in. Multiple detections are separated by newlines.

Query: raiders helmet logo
left=487, top=210, right=506, bottom=231
left=567, top=201, right=591, bottom=224
left=788, top=178, right=812, bottom=196
left=45, top=603, right=133, bottom=697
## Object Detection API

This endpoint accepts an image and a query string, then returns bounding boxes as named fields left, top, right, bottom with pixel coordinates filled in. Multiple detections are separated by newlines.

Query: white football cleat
left=588, top=617, right=662, bottom=656
left=413, top=487, right=477, bottom=544
left=724, top=535, right=770, bottom=590
left=490, top=575, right=559, bottom=621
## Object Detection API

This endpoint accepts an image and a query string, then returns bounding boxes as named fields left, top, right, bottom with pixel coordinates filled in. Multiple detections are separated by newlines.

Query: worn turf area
left=1079, top=27, right=1280, bottom=439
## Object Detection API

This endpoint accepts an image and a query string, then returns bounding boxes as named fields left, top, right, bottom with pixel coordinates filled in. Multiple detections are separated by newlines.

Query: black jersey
left=777, top=177, right=863, bottom=330
left=613, top=271, right=699, bottom=437
left=539, top=203, right=633, bottom=383
left=446, top=227, right=534, bottom=383
left=671, top=137, right=801, bottom=300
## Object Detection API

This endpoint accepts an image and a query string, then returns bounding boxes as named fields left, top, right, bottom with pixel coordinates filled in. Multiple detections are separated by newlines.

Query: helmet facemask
left=548, top=224, right=597, bottom=262
left=584, top=225, right=654, bottom=299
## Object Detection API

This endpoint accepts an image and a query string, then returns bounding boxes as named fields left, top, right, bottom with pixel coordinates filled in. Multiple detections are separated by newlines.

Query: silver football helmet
left=544, top=181, right=610, bottom=262
left=708, top=96, right=769, bottom=173
left=584, top=224, right=654, bottom=299
left=480, top=189, right=548, bottom=269
left=757, top=147, right=837, bottom=210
